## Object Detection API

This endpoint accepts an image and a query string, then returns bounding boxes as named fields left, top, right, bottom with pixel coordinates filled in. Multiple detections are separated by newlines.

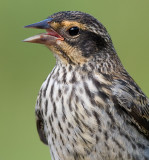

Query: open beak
left=23, top=18, right=64, bottom=45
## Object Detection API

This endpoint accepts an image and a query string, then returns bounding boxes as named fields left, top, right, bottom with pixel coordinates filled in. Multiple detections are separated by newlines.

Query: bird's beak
left=23, top=18, right=64, bottom=45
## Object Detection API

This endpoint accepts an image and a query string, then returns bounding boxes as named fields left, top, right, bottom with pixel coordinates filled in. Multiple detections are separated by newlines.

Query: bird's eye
left=68, top=26, right=79, bottom=36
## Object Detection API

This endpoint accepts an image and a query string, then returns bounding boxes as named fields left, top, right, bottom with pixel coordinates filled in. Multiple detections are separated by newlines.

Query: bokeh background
left=1, top=0, right=149, bottom=160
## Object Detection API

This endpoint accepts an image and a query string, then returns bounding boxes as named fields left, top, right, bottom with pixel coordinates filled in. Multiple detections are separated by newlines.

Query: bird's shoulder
left=111, top=72, right=149, bottom=137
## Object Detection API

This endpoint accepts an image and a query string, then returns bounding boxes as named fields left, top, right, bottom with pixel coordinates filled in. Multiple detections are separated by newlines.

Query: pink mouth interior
left=46, top=29, right=64, bottom=40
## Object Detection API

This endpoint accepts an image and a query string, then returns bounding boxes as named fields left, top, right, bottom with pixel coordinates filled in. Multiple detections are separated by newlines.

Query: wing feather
left=112, top=78, right=149, bottom=137
left=35, top=89, right=48, bottom=145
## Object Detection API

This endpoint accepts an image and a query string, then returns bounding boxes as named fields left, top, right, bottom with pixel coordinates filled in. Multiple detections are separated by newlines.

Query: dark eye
left=68, top=26, right=79, bottom=36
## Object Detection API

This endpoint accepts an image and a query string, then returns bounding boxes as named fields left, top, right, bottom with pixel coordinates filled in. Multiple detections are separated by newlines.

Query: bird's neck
left=55, top=51, right=124, bottom=76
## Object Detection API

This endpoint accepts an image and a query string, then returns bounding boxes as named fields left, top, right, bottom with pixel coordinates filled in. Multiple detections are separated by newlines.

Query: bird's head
left=24, top=11, right=115, bottom=65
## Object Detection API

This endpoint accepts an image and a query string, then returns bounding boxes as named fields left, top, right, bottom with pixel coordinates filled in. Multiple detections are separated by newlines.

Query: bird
left=24, top=11, right=149, bottom=160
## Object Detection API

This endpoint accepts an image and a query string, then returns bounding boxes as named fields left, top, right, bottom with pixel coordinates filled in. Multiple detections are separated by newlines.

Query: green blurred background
left=1, top=0, right=149, bottom=160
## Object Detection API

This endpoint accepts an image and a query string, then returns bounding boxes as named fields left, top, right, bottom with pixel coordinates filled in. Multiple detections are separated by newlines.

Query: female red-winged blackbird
left=24, top=11, right=149, bottom=160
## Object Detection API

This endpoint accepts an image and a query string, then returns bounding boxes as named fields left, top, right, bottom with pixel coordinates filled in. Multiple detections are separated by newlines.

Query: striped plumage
left=24, top=11, right=149, bottom=160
